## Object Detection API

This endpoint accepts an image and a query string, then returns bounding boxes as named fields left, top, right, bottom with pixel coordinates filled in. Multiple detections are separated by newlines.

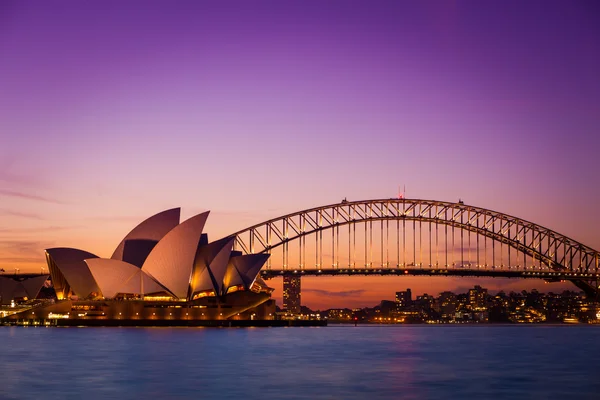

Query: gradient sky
left=1, top=1, right=599, bottom=309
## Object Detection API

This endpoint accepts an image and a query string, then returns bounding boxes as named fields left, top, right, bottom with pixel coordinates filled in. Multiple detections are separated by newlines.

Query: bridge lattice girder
left=231, top=199, right=600, bottom=278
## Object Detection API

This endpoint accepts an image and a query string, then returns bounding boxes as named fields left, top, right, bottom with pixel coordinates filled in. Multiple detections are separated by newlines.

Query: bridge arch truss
left=231, top=199, right=600, bottom=294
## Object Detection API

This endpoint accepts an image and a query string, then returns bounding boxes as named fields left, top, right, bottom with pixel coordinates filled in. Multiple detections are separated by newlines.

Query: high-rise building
left=283, top=276, right=301, bottom=314
left=438, top=291, right=458, bottom=320
left=416, top=293, right=435, bottom=310
left=468, top=285, right=488, bottom=310
left=395, top=288, right=412, bottom=309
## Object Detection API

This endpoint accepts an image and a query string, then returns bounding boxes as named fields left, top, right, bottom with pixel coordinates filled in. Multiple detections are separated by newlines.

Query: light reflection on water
left=0, top=325, right=599, bottom=399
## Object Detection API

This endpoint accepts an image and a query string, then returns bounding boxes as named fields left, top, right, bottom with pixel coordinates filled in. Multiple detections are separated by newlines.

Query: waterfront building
left=468, top=285, right=488, bottom=310
left=1, top=208, right=274, bottom=324
left=283, top=276, right=301, bottom=314
left=438, top=291, right=458, bottom=320
left=415, top=293, right=435, bottom=310
left=379, top=300, right=397, bottom=317
left=395, top=288, right=412, bottom=309
left=327, top=308, right=353, bottom=321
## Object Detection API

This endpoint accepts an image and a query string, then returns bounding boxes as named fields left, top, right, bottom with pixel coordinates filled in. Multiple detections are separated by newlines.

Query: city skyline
left=2, top=1, right=599, bottom=309
left=320, top=285, right=596, bottom=325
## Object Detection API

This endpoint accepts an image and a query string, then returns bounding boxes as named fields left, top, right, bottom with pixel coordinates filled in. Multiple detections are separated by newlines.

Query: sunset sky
left=1, top=1, right=599, bottom=309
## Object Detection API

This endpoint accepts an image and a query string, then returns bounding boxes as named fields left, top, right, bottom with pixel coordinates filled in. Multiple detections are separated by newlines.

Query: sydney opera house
left=1, top=209, right=276, bottom=325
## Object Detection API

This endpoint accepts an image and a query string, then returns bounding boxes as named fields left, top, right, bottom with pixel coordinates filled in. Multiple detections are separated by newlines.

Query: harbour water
left=0, top=325, right=598, bottom=399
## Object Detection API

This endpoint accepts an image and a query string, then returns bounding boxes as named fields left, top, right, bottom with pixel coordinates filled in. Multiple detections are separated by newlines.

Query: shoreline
left=1, top=319, right=327, bottom=328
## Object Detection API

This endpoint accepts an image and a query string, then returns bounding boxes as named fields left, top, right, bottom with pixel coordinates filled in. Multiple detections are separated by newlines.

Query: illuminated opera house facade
left=3, top=208, right=275, bottom=324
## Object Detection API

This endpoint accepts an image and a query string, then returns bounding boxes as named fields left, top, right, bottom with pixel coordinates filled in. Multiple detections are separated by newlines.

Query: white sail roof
left=21, top=275, right=49, bottom=299
left=223, top=258, right=246, bottom=292
left=123, top=269, right=167, bottom=296
left=111, top=208, right=181, bottom=267
left=86, top=258, right=166, bottom=298
left=189, top=237, right=235, bottom=297
left=223, top=253, right=269, bottom=292
left=45, top=248, right=100, bottom=299
left=235, top=253, right=270, bottom=289
left=141, top=211, right=209, bottom=299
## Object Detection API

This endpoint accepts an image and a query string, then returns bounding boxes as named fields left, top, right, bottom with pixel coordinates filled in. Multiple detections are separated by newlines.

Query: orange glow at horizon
left=0, top=205, right=594, bottom=310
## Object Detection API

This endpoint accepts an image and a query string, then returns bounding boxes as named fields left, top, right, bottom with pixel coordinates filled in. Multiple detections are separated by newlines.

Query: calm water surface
left=0, top=325, right=598, bottom=399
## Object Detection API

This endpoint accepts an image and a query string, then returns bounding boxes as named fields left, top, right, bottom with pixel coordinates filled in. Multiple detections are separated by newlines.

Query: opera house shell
left=3, top=209, right=274, bottom=323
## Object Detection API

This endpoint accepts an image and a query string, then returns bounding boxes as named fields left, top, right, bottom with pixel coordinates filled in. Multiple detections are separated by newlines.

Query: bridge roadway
left=260, top=267, right=600, bottom=282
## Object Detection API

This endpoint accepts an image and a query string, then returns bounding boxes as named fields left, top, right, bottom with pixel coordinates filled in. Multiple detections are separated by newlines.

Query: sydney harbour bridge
left=231, top=199, right=600, bottom=298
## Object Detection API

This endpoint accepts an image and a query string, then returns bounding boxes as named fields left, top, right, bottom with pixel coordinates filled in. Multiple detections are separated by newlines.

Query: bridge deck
left=260, top=268, right=600, bottom=281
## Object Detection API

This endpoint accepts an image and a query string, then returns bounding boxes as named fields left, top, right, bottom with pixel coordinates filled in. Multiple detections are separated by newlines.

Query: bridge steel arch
left=231, top=199, right=600, bottom=296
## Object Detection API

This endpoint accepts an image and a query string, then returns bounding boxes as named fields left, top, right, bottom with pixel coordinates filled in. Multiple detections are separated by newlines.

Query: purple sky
left=1, top=1, right=599, bottom=309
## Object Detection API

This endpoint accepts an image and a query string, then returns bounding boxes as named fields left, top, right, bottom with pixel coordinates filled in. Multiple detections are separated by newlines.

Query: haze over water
left=1, top=325, right=599, bottom=399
